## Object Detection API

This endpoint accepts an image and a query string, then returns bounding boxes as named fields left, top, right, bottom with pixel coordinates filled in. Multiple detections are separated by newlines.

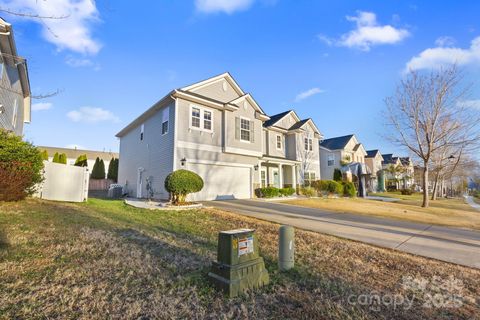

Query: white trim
left=189, top=159, right=253, bottom=168
left=161, top=107, right=169, bottom=135
left=181, top=73, right=245, bottom=97
left=189, top=104, right=214, bottom=133
left=173, top=100, right=178, bottom=171
left=177, top=140, right=223, bottom=153
left=276, top=134, right=283, bottom=150
left=239, top=116, right=251, bottom=143
left=224, top=146, right=262, bottom=157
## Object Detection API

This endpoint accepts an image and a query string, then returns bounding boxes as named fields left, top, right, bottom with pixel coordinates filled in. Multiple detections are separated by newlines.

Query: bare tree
left=385, top=65, right=480, bottom=207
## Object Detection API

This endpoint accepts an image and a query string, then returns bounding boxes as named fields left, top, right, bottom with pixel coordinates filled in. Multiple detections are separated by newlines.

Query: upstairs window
left=304, top=137, right=313, bottom=151
left=327, top=154, right=335, bottom=166
left=240, top=118, right=251, bottom=142
left=140, top=124, right=144, bottom=141
left=276, top=135, right=282, bottom=150
left=12, top=99, right=17, bottom=128
left=204, top=110, right=212, bottom=131
left=162, top=107, right=169, bottom=135
left=191, top=107, right=201, bottom=128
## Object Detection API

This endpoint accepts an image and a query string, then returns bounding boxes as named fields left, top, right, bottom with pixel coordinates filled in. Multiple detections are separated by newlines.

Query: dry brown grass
left=0, top=198, right=479, bottom=319
left=283, top=194, right=480, bottom=230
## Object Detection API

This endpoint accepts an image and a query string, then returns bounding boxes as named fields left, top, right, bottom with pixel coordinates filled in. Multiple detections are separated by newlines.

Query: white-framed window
left=140, top=124, right=144, bottom=141
left=327, top=154, right=335, bottom=166
left=276, top=134, right=282, bottom=150
left=11, top=99, right=17, bottom=128
left=0, top=62, right=4, bottom=80
left=304, top=172, right=316, bottom=186
left=261, top=169, right=266, bottom=188
left=240, top=118, right=251, bottom=142
left=190, top=105, right=213, bottom=132
left=304, top=137, right=313, bottom=151
left=161, top=107, right=169, bottom=135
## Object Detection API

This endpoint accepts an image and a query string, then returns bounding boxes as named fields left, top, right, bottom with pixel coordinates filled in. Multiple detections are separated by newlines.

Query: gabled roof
left=289, top=119, right=310, bottom=130
left=181, top=72, right=245, bottom=96
left=399, top=157, right=412, bottom=166
left=320, top=134, right=354, bottom=150
left=263, top=110, right=298, bottom=128
left=382, top=154, right=400, bottom=165
left=366, top=149, right=380, bottom=158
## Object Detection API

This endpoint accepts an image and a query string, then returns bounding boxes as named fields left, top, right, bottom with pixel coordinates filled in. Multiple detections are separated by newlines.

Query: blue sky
left=5, top=0, right=480, bottom=154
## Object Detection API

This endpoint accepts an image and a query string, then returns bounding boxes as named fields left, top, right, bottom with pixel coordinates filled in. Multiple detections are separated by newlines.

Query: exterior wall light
left=180, top=158, right=187, bottom=166
left=254, top=165, right=259, bottom=171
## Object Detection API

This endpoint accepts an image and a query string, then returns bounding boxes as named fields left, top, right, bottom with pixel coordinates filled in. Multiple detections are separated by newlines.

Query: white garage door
left=188, top=163, right=251, bottom=201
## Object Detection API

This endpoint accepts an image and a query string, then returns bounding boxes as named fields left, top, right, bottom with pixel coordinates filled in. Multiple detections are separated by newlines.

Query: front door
left=272, top=168, right=280, bottom=188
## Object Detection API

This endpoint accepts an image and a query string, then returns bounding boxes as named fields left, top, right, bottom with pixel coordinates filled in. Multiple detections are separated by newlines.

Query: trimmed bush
left=279, top=187, right=296, bottom=197
left=58, top=153, right=67, bottom=164
left=400, top=188, right=413, bottom=195
left=74, top=154, right=88, bottom=167
left=52, top=152, right=60, bottom=163
left=313, top=180, right=343, bottom=195
left=164, top=169, right=204, bottom=204
left=107, top=158, right=119, bottom=182
left=342, top=181, right=356, bottom=198
left=0, top=129, right=44, bottom=201
left=333, top=168, right=342, bottom=182
left=300, top=186, right=316, bottom=197
left=40, top=150, right=49, bottom=161
left=91, top=157, right=106, bottom=179
left=256, top=186, right=280, bottom=198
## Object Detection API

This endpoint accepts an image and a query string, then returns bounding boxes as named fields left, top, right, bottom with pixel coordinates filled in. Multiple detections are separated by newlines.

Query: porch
left=257, top=157, right=300, bottom=189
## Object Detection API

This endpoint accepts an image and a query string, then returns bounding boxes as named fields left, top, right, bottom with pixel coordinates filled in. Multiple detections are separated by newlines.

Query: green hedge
left=300, top=186, right=316, bottom=197
left=256, top=187, right=280, bottom=198
left=279, top=187, right=296, bottom=197
left=312, top=180, right=343, bottom=194
left=164, top=169, right=203, bottom=204
left=342, top=181, right=356, bottom=197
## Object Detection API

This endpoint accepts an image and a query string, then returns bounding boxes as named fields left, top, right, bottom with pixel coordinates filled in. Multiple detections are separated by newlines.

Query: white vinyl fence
left=35, top=161, right=89, bottom=202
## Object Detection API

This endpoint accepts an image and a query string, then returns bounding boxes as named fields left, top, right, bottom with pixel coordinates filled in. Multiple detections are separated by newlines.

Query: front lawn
left=1, top=198, right=479, bottom=319
left=282, top=194, right=480, bottom=230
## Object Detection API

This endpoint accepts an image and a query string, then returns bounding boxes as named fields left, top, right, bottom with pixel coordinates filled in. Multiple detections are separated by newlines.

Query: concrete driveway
left=204, top=199, right=480, bottom=269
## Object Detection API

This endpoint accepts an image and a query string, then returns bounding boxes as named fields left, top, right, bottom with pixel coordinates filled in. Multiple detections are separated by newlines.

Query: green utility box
left=208, top=228, right=269, bottom=297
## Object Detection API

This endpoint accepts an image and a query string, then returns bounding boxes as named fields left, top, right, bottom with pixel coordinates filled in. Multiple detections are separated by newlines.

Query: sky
left=3, top=0, right=480, bottom=154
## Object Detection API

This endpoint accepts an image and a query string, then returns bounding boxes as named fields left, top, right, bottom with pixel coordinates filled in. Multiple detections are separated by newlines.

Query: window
left=11, top=99, right=17, bottom=128
left=140, top=124, right=144, bottom=141
left=276, top=135, right=282, bottom=150
left=304, top=172, right=316, bottom=186
left=304, top=137, right=313, bottom=151
left=161, top=108, right=169, bottom=135
left=240, top=118, right=250, bottom=142
left=204, top=110, right=212, bottom=131
left=191, top=107, right=200, bottom=128
left=261, top=170, right=266, bottom=187
left=327, top=154, right=335, bottom=166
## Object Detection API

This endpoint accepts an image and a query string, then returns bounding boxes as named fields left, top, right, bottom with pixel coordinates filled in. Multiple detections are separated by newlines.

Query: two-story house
left=116, top=73, right=322, bottom=201
left=319, top=134, right=367, bottom=180
left=399, top=157, right=415, bottom=188
left=365, top=149, right=384, bottom=192
left=0, top=18, right=31, bottom=136
left=382, top=154, right=403, bottom=190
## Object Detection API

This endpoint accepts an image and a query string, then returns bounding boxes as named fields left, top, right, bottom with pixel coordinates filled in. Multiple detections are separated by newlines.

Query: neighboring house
left=399, top=157, right=415, bottom=188
left=116, top=73, right=323, bottom=201
left=365, top=149, right=384, bottom=192
left=319, top=134, right=367, bottom=181
left=38, top=146, right=119, bottom=178
left=0, top=18, right=31, bottom=136
left=382, top=154, right=414, bottom=190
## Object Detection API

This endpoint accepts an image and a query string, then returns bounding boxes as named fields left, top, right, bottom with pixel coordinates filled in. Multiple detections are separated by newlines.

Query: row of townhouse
left=117, top=73, right=414, bottom=201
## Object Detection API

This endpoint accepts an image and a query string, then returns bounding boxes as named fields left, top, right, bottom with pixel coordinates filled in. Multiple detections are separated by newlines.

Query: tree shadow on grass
left=0, top=228, right=9, bottom=250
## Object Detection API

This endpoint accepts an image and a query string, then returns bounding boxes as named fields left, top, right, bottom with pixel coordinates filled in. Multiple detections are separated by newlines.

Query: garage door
left=188, top=163, right=251, bottom=201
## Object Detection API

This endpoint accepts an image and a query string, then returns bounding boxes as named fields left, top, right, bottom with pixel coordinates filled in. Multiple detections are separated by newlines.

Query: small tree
left=40, top=150, right=49, bottom=161
left=107, top=157, right=119, bottom=182
left=91, top=157, right=106, bottom=179
left=333, top=168, right=342, bottom=181
left=74, top=154, right=88, bottom=167
left=58, top=153, right=67, bottom=164
left=52, top=152, right=60, bottom=163
left=164, top=169, right=204, bottom=205
left=0, top=129, right=44, bottom=201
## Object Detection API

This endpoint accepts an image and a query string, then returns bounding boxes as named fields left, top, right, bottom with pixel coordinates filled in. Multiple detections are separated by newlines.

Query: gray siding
left=190, top=78, right=240, bottom=103
left=118, top=101, right=175, bottom=199
left=319, top=148, right=341, bottom=180
left=0, top=64, right=25, bottom=135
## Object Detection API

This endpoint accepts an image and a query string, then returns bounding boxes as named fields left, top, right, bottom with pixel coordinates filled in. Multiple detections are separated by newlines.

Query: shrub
left=107, top=158, right=119, bottom=182
left=52, top=152, right=60, bottom=163
left=333, top=168, right=342, bottom=182
left=279, top=187, right=296, bottom=197
left=342, top=181, right=356, bottom=198
left=40, top=150, right=49, bottom=161
left=58, top=153, right=67, bottom=164
left=400, top=188, right=413, bottom=195
left=256, top=187, right=280, bottom=198
left=164, top=169, right=204, bottom=204
left=314, top=180, right=343, bottom=195
left=0, top=129, right=44, bottom=201
left=300, top=186, right=316, bottom=197
left=91, top=157, right=106, bottom=179
left=74, top=154, right=88, bottom=167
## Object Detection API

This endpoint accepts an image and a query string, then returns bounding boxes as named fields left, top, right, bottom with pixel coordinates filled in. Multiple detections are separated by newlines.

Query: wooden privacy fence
left=89, top=179, right=115, bottom=191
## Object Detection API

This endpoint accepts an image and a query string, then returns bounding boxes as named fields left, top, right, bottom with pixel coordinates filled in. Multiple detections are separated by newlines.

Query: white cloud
left=31, top=102, right=52, bottom=111
left=457, top=99, right=480, bottom=109
left=67, top=107, right=119, bottom=124
left=2, top=0, right=101, bottom=54
left=338, top=11, right=410, bottom=51
left=435, top=36, right=456, bottom=47
left=65, top=144, right=86, bottom=150
left=295, top=88, right=324, bottom=102
left=65, top=56, right=93, bottom=67
left=317, top=34, right=334, bottom=46
left=195, top=0, right=255, bottom=14
left=405, top=36, right=480, bottom=71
